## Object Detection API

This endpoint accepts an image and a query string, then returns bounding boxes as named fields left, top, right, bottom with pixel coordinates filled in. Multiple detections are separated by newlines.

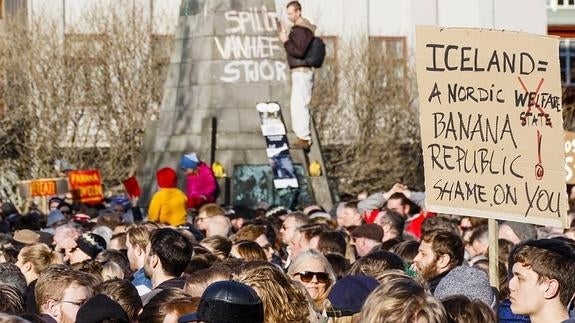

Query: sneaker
left=292, top=138, right=311, bottom=151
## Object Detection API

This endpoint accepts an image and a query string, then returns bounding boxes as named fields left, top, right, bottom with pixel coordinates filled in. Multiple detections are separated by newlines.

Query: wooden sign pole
left=488, top=219, right=499, bottom=291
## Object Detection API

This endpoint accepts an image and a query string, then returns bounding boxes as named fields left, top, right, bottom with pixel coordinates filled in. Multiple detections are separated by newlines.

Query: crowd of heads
left=0, top=177, right=574, bottom=323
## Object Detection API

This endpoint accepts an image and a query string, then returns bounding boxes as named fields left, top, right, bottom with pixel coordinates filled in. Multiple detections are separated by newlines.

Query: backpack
left=304, top=37, right=326, bottom=68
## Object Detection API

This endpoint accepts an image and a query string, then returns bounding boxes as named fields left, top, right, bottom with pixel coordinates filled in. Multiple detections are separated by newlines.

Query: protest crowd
left=0, top=156, right=574, bottom=323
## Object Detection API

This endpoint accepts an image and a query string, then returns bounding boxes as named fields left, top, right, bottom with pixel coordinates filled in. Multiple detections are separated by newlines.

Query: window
left=65, top=34, right=107, bottom=107
left=368, top=36, right=407, bottom=89
left=548, top=0, right=575, bottom=9
left=560, top=39, right=575, bottom=86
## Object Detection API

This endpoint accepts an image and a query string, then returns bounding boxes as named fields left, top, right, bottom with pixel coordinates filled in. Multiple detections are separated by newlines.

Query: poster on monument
left=256, top=102, right=299, bottom=189
left=416, top=26, right=568, bottom=228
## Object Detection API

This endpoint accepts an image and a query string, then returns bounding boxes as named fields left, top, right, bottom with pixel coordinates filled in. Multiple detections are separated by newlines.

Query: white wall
left=28, top=0, right=180, bottom=35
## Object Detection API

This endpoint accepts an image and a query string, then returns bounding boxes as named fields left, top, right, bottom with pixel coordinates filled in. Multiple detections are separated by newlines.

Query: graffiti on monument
left=215, top=6, right=288, bottom=83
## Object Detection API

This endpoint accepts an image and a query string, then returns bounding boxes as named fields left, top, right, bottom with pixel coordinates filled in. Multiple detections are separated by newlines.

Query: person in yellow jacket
left=147, top=167, right=188, bottom=227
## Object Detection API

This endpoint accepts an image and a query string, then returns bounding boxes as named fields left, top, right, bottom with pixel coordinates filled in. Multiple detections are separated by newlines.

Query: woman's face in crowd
left=292, top=259, right=328, bottom=301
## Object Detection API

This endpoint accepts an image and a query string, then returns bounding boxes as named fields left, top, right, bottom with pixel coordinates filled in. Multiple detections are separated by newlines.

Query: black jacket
left=284, top=19, right=315, bottom=68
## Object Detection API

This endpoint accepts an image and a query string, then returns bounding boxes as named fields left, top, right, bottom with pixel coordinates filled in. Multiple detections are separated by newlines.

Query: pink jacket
left=185, top=162, right=217, bottom=208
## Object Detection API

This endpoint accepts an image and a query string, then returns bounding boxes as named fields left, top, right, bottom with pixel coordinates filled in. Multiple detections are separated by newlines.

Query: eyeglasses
left=295, top=271, right=330, bottom=283
left=196, top=217, right=208, bottom=222
left=58, top=299, right=87, bottom=307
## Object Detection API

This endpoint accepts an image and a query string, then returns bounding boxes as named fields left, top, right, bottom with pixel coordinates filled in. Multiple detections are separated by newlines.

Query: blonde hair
left=126, top=222, right=159, bottom=250
left=360, top=277, right=447, bottom=323
left=35, top=265, right=93, bottom=309
left=19, top=243, right=63, bottom=275
left=198, top=203, right=225, bottom=217
left=235, top=261, right=310, bottom=323
left=287, top=249, right=336, bottom=310
left=101, top=261, right=124, bottom=281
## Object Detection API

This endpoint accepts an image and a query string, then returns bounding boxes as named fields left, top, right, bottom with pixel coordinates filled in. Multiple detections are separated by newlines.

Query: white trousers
left=290, top=69, right=314, bottom=141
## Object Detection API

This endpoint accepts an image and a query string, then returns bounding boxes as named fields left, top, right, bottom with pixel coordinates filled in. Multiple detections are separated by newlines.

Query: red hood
left=156, top=167, right=177, bottom=188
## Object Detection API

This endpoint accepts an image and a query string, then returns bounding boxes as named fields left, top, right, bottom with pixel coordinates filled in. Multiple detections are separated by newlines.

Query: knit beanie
left=501, top=221, right=537, bottom=242
left=156, top=167, right=177, bottom=188
left=434, top=265, right=496, bottom=308
left=75, top=233, right=107, bottom=259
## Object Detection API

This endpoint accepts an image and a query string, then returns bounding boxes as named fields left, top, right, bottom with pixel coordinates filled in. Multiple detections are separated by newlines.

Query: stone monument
left=138, top=0, right=333, bottom=210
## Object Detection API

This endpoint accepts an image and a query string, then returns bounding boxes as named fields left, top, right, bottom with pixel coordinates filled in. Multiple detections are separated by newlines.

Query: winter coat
left=284, top=18, right=316, bottom=69
left=185, top=162, right=217, bottom=209
left=148, top=167, right=187, bottom=227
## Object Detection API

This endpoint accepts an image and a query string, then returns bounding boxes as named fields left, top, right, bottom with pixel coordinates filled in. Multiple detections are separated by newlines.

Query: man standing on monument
left=278, top=1, right=316, bottom=151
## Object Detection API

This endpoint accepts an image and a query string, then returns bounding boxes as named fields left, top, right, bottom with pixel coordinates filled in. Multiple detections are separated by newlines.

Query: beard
left=418, top=260, right=440, bottom=282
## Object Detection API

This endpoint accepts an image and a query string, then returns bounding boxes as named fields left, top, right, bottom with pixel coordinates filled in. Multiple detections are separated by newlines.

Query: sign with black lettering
left=416, top=26, right=568, bottom=228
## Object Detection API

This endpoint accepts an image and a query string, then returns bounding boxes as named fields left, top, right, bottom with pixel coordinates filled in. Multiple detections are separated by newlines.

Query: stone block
left=152, top=135, right=170, bottom=152
left=237, top=107, right=261, bottom=132
left=160, top=87, right=178, bottom=110
left=244, top=148, right=268, bottom=164
left=157, top=111, right=176, bottom=135
left=217, top=133, right=264, bottom=150
left=166, top=134, right=203, bottom=152
left=176, top=13, right=215, bottom=38
left=216, top=108, right=241, bottom=133
left=209, top=83, right=271, bottom=109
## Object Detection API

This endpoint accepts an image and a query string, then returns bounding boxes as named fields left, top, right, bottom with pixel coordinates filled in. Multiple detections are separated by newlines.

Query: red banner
left=68, top=170, right=103, bottom=204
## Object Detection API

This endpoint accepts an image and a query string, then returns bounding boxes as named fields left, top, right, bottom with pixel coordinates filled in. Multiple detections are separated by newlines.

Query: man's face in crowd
left=413, top=240, right=440, bottom=281
left=509, top=262, right=547, bottom=316
left=195, top=211, right=209, bottom=231
left=386, top=198, right=408, bottom=216
left=125, top=236, right=140, bottom=271
left=255, top=234, right=274, bottom=262
left=58, top=283, right=89, bottom=323
left=280, top=217, right=298, bottom=244
left=286, top=5, right=300, bottom=23
left=338, top=207, right=361, bottom=228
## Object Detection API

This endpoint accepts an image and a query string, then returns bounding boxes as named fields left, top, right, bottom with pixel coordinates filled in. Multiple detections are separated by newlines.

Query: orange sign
left=68, top=170, right=103, bottom=204
left=18, top=178, right=68, bottom=198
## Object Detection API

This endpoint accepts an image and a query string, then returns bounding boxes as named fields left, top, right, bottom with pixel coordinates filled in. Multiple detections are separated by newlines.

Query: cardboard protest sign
left=416, top=26, right=568, bottom=228
left=17, top=178, right=68, bottom=198
left=68, top=170, right=104, bottom=204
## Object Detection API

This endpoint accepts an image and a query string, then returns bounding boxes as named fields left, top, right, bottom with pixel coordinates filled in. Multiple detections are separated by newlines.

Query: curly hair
left=235, top=261, right=310, bottom=323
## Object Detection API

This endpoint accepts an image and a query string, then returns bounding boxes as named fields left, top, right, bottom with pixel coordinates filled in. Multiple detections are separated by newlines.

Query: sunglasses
left=295, top=271, right=330, bottom=283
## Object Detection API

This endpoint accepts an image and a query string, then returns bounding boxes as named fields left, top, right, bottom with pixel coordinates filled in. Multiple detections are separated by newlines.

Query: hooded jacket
left=185, top=162, right=217, bottom=209
left=284, top=17, right=316, bottom=69
left=148, top=167, right=188, bottom=227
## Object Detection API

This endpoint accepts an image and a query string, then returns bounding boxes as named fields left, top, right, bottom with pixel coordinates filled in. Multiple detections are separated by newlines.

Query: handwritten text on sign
left=215, top=6, right=287, bottom=83
left=416, top=27, right=568, bottom=228
left=68, top=170, right=104, bottom=204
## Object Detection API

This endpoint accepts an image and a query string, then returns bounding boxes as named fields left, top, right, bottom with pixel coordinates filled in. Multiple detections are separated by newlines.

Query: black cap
left=178, top=281, right=264, bottom=323
left=75, top=294, right=129, bottom=323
